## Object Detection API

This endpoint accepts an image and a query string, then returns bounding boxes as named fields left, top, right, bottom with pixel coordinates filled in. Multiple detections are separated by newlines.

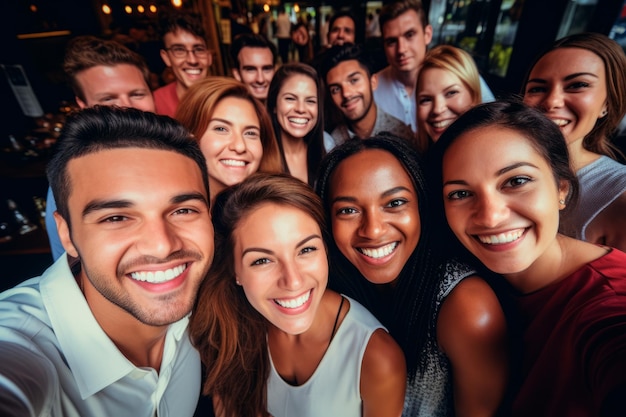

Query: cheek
left=331, top=219, right=354, bottom=253
left=200, top=136, right=225, bottom=161
left=249, top=142, right=264, bottom=166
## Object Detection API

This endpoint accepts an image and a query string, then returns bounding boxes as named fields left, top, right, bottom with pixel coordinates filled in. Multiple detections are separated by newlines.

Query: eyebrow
left=527, top=72, right=599, bottom=84
left=210, top=117, right=260, bottom=131
left=241, top=234, right=322, bottom=257
left=443, top=162, right=540, bottom=186
left=82, top=192, right=208, bottom=218
left=331, top=186, right=412, bottom=204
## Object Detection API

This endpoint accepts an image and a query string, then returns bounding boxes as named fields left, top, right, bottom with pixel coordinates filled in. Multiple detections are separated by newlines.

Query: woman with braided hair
left=316, top=134, right=509, bottom=417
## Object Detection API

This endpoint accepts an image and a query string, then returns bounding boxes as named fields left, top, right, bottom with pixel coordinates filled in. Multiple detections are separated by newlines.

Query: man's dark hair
left=159, top=11, right=206, bottom=42
left=47, top=106, right=209, bottom=225
left=63, top=35, right=151, bottom=101
left=328, top=9, right=357, bottom=32
left=230, top=33, right=277, bottom=69
left=319, top=43, right=373, bottom=81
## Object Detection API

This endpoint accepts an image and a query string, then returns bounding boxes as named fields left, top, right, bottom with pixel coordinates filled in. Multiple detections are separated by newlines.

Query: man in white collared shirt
left=0, top=106, right=214, bottom=417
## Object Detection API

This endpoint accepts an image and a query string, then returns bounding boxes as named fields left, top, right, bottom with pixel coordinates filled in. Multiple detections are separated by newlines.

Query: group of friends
left=1, top=0, right=626, bottom=416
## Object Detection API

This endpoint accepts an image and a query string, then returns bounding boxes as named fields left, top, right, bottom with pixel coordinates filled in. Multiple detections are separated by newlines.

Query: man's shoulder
left=375, top=108, right=413, bottom=138
left=154, top=82, right=177, bottom=98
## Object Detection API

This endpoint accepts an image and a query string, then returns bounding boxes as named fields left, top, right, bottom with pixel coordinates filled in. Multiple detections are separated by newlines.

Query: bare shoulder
left=437, top=276, right=507, bottom=352
left=363, top=328, right=406, bottom=377
left=586, top=190, right=626, bottom=252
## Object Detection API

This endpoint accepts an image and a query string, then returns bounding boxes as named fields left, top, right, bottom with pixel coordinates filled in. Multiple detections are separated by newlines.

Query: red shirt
left=153, top=82, right=179, bottom=119
left=514, top=248, right=626, bottom=416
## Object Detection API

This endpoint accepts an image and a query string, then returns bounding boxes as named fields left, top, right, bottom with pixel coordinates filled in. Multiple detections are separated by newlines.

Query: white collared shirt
left=0, top=257, right=201, bottom=417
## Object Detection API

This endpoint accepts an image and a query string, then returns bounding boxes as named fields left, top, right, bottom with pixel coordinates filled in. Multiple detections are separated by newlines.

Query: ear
left=424, top=24, right=433, bottom=46
left=232, top=68, right=242, bottom=82
left=370, top=72, right=378, bottom=91
left=599, top=102, right=608, bottom=119
left=558, top=179, right=570, bottom=209
left=75, top=96, right=87, bottom=109
left=54, top=211, right=79, bottom=258
left=160, top=49, right=172, bottom=67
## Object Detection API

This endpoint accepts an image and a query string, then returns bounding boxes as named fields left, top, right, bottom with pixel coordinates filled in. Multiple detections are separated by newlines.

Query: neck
left=81, top=274, right=168, bottom=371
left=566, top=138, right=602, bottom=171
left=281, top=133, right=308, bottom=154
left=175, top=81, right=187, bottom=100
left=391, top=66, right=417, bottom=95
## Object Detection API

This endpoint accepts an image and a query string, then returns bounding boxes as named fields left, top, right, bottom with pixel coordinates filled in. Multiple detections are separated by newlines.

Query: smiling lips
left=288, top=117, right=310, bottom=126
left=357, top=242, right=398, bottom=259
left=130, top=263, right=187, bottom=283
left=476, top=229, right=525, bottom=245
left=274, top=289, right=311, bottom=308
left=220, top=159, right=247, bottom=167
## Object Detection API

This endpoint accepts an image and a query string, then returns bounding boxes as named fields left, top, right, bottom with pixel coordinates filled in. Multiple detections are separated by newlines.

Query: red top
left=514, top=248, right=626, bottom=416
left=153, top=82, right=179, bottom=119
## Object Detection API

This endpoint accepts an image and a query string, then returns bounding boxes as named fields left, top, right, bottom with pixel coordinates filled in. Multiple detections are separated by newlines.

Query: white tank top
left=267, top=295, right=385, bottom=417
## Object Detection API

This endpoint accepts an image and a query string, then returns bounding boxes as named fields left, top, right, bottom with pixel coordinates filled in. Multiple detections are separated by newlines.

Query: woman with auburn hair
left=190, top=173, right=406, bottom=417
left=522, top=32, right=626, bottom=251
left=416, top=44, right=481, bottom=154
left=266, top=63, right=326, bottom=185
left=176, top=76, right=282, bottom=201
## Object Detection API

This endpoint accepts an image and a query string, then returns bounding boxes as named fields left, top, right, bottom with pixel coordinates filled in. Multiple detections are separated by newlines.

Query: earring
left=235, top=280, right=241, bottom=286
left=601, top=109, right=608, bottom=117
left=559, top=199, right=565, bottom=205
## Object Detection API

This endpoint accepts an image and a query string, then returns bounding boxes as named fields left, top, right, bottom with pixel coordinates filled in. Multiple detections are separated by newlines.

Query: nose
left=186, top=50, right=199, bottom=64
left=397, top=37, right=407, bottom=54
left=278, top=260, right=304, bottom=290
left=358, top=209, right=386, bottom=239
left=254, top=69, right=264, bottom=84
left=540, top=86, right=564, bottom=111
left=228, top=132, right=247, bottom=153
left=473, top=192, right=509, bottom=228
left=118, top=96, right=133, bottom=108
left=433, top=96, right=446, bottom=115
left=136, top=218, right=183, bottom=259
left=295, top=99, right=305, bottom=113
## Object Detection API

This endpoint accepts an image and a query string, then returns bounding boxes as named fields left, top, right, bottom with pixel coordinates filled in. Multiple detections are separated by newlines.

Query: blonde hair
left=416, top=45, right=482, bottom=153
left=176, top=77, right=283, bottom=174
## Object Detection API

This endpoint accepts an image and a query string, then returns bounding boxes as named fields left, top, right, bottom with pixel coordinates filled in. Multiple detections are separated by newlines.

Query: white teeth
left=185, top=69, right=201, bottom=75
left=275, top=290, right=311, bottom=309
left=358, top=242, right=398, bottom=259
left=221, top=159, right=246, bottom=167
left=551, top=119, right=569, bottom=127
left=431, top=119, right=453, bottom=129
left=130, top=264, right=186, bottom=283
left=477, top=229, right=524, bottom=245
left=288, top=117, right=308, bottom=125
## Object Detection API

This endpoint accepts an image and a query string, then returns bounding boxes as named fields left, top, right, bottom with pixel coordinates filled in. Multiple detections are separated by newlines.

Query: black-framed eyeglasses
left=165, top=45, right=210, bottom=58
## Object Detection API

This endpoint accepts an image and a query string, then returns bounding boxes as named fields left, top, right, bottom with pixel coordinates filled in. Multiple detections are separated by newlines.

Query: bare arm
left=437, top=276, right=509, bottom=417
left=361, top=328, right=407, bottom=417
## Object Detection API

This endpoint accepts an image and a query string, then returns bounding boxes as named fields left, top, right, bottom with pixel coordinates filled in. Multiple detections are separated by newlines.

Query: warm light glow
left=172, top=0, right=182, bottom=7
left=293, top=4, right=300, bottom=13
left=149, top=4, right=157, bottom=13
left=29, top=4, right=38, bottom=12
left=124, top=5, right=132, bottom=13
left=102, top=4, right=112, bottom=14
left=137, top=4, right=145, bottom=13
left=263, top=3, right=270, bottom=12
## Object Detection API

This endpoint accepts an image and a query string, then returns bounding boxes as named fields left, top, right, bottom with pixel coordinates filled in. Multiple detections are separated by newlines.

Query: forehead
left=446, top=126, right=548, bottom=168
left=66, top=147, right=206, bottom=207
left=327, top=59, right=367, bottom=81
left=212, top=96, right=258, bottom=122
left=331, top=16, right=355, bottom=30
left=420, top=67, right=464, bottom=87
left=238, top=47, right=274, bottom=65
left=163, top=29, right=205, bottom=46
left=531, top=47, right=605, bottom=77
left=236, top=203, right=320, bottom=242
left=76, top=64, right=148, bottom=92
left=331, top=148, right=413, bottom=191
left=280, top=73, right=316, bottom=92
left=382, top=9, right=423, bottom=36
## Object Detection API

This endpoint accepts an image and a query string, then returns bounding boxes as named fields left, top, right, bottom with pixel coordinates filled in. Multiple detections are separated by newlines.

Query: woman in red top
left=430, top=99, right=626, bottom=416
